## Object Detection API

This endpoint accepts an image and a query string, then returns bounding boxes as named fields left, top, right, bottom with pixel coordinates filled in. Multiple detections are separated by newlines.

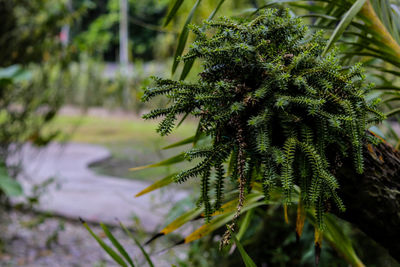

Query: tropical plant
left=143, top=8, right=383, bottom=225
left=132, top=8, right=385, bottom=265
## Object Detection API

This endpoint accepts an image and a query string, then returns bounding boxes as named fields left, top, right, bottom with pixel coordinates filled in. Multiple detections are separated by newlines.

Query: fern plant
left=142, top=8, right=384, bottom=233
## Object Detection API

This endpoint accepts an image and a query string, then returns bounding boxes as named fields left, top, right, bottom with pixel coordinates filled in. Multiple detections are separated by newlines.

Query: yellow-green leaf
left=135, top=173, right=177, bottom=197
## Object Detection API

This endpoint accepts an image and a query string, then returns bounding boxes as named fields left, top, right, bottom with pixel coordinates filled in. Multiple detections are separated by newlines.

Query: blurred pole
left=60, top=0, right=73, bottom=47
left=119, top=0, right=131, bottom=108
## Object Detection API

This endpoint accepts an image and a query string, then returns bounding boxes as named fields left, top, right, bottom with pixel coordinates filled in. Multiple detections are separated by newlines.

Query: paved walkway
left=11, top=142, right=188, bottom=232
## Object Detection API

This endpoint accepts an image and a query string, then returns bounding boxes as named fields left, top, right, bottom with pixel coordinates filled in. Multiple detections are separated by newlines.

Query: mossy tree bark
left=335, top=136, right=400, bottom=262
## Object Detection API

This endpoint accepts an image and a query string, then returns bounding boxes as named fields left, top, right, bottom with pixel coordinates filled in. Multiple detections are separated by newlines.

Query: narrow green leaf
left=193, top=123, right=204, bottom=146
left=81, top=219, right=128, bottom=267
left=237, top=209, right=254, bottom=241
left=385, top=107, right=400, bottom=118
left=130, top=153, right=185, bottom=171
left=118, top=221, right=154, bottom=267
left=305, top=212, right=365, bottom=267
left=207, top=0, right=225, bottom=20
left=161, top=207, right=203, bottom=235
left=185, top=212, right=234, bottom=243
left=179, top=59, right=195, bottom=80
left=184, top=201, right=264, bottom=243
left=172, top=0, right=202, bottom=75
left=101, top=223, right=135, bottom=267
left=179, top=0, right=225, bottom=80
left=135, top=173, right=177, bottom=197
left=164, top=0, right=185, bottom=27
left=257, top=0, right=309, bottom=11
left=162, top=136, right=196, bottom=150
left=322, top=0, right=367, bottom=56
left=324, top=215, right=365, bottom=267
left=228, top=228, right=258, bottom=267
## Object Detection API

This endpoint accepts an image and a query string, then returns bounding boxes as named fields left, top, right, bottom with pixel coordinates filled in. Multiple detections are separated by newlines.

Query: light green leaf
left=322, top=0, right=368, bottom=56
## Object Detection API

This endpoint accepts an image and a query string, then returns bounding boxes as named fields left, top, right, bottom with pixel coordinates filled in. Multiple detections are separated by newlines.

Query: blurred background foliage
left=1, top=0, right=400, bottom=266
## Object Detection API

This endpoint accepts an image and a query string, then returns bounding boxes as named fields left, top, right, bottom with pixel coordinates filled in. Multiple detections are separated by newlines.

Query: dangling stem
left=221, top=119, right=247, bottom=248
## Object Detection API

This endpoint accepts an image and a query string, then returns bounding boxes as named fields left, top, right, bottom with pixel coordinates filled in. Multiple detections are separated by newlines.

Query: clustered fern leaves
left=142, top=9, right=384, bottom=229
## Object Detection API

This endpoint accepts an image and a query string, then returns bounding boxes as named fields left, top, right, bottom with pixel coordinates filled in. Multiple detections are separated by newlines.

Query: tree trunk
left=335, top=136, right=400, bottom=262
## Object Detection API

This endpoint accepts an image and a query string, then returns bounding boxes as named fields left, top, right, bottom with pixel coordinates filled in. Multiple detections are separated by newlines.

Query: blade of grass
left=118, top=221, right=155, bottom=267
left=80, top=218, right=128, bottom=267
left=101, top=223, right=135, bottom=267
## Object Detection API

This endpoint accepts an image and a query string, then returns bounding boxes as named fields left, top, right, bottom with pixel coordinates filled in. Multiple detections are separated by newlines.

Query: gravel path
left=11, top=142, right=188, bottom=231
left=1, top=142, right=190, bottom=266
